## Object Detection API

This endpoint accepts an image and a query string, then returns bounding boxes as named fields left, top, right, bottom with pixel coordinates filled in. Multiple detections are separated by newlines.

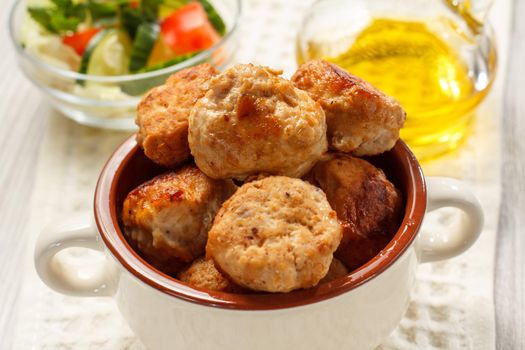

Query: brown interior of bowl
left=95, top=136, right=426, bottom=310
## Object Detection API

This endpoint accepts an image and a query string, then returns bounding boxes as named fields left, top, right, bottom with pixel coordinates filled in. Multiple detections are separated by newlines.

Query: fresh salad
left=24, top=0, right=226, bottom=77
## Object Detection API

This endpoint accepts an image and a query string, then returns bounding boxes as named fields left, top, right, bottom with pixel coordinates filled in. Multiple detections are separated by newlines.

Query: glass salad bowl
left=9, top=0, right=241, bottom=130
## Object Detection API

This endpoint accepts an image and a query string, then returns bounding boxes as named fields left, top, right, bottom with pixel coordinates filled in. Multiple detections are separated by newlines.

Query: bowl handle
left=34, top=213, right=116, bottom=297
left=417, top=177, right=484, bottom=263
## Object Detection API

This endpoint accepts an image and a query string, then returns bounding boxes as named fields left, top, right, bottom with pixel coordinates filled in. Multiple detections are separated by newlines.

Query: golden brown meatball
left=177, top=258, right=246, bottom=293
left=121, top=165, right=235, bottom=275
left=136, top=63, right=218, bottom=168
left=291, top=59, right=405, bottom=156
left=309, top=154, right=403, bottom=271
left=319, top=258, right=349, bottom=284
left=206, top=176, right=342, bottom=293
left=188, top=64, right=328, bottom=180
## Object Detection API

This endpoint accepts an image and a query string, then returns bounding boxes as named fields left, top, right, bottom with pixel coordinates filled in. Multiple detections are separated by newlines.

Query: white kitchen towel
left=11, top=0, right=510, bottom=348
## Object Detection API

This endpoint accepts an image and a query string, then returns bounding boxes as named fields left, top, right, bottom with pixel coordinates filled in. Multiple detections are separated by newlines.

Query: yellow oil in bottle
left=300, top=18, right=491, bottom=160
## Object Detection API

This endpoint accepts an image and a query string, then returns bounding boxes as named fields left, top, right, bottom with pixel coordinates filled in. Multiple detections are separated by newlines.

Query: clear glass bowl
left=9, top=0, right=241, bottom=130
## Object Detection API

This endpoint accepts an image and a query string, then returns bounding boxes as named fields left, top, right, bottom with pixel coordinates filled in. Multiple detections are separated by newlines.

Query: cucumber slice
left=80, top=29, right=132, bottom=76
left=119, top=5, right=142, bottom=38
left=129, top=23, right=160, bottom=72
left=79, top=29, right=107, bottom=75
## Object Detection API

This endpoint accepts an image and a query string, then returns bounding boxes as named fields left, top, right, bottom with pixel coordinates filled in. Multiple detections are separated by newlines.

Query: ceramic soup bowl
left=35, top=136, right=483, bottom=350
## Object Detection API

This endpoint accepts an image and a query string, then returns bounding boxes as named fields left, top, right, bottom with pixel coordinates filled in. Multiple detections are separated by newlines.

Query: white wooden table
left=494, top=0, right=525, bottom=346
left=0, top=1, right=523, bottom=349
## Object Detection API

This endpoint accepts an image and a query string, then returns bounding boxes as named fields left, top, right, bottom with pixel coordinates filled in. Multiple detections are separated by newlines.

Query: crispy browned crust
left=309, top=153, right=403, bottom=271
left=177, top=257, right=247, bottom=293
left=121, top=165, right=236, bottom=276
left=291, top=59, right=405, bottom=155
left=136, top=63, right=219, bottom=168
left=206, top=176, right=342, bottom=293
left=188, top=63, right=327, bottom=180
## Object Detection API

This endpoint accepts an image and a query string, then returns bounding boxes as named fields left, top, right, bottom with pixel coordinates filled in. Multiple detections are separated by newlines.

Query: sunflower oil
left=299, top=18, right=492, bottom=160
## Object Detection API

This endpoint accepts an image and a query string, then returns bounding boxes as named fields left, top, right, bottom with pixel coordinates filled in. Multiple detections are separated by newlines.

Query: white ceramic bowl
left=34, top=137, right=483, bottom=350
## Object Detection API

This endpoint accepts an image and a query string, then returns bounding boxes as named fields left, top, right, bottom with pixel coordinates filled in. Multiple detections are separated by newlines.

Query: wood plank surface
left=0, top=5, right=48, bottom=348
left=495, top=0, right=525, bottom=348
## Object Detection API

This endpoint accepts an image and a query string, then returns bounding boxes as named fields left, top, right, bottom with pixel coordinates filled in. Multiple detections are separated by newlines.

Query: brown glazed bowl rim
left=94, top=136, right=426, bottom=311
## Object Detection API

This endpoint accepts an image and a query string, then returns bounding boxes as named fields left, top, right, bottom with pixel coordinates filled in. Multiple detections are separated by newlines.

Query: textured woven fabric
left=11, top=0, right=508, bottom=348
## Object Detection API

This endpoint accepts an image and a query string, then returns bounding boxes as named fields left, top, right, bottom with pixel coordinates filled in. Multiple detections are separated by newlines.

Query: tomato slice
left=62, top=28, right=102, bottom=56
left=160, top=2, right=220, bottom=55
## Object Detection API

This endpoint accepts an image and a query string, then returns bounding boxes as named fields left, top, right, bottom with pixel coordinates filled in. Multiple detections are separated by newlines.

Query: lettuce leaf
left=28, top=6, right=81, bottom=34
left=28, top=0, right=117, bottom=34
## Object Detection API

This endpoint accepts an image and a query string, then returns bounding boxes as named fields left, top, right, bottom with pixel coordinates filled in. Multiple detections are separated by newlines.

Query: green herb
left=28, top=0, right=86, bottom=34
left=49, top=12, right=81, bottom=32
left=28, top=8, right=57, bottom=33
left=28, top=7, right=83, bottom=34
